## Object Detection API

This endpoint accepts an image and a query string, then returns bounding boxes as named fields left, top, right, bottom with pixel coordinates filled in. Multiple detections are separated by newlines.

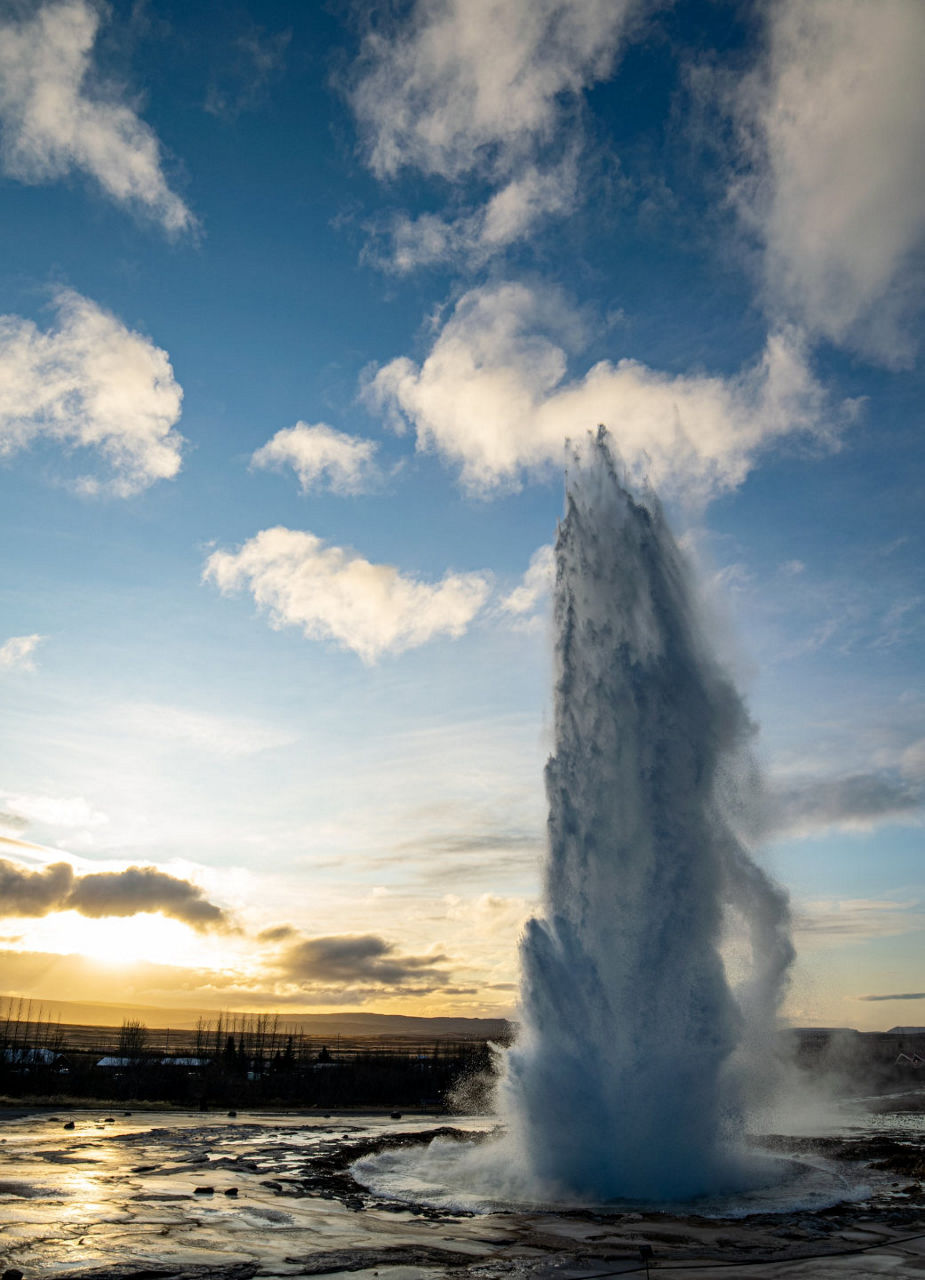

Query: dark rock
left=282, top=1245, right=474, bottom=1273
left=2, top=1268, right=25, bottom=1280
left=193, top=1185, right=215, bottom=1195
left=227, top=1110, right=237, bottom=1117
left=54, top=1264, right=259, bottom=1279
left=63, top=1121, right=75, bottom=1130
left=389, top=1112, right=402, bottom=1120
left=224, top=1186, right=238, bottom=1196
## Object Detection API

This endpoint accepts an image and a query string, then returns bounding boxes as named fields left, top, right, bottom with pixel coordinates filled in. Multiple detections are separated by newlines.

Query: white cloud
left=0, top=634, right=44, bottom=671
left=366, top=281, right=843, bottom=500
left=794, top=898, right=923, bottom=947
left=204, top=527, right=492, bottom=663
left=373, top=157, right=579, bottom=273
left=0, top=0, right=194, bottom=234
left=349, top=0, right=641, bottom=266
left=251, top=422, right=381, bottom=494
left=0, top=289, right=184, bottom=496
left=115, top=702, right=297, bottom=759
left=901, top=739, right=925, bottom=783
left=350, top=0, right=636, bottom=181
left=1, top=791, right=108, bottom=832
left=499, top=545, right=554, bottom=616
left=732, top=0, right=925, bottom=361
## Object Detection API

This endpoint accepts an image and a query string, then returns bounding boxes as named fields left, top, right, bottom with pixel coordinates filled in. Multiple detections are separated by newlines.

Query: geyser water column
left=501, top=428, right=792, bottom=1202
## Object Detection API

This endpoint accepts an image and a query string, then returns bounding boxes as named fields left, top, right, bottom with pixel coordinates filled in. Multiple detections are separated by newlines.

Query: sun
left=18, top=911, right=219, bottom=969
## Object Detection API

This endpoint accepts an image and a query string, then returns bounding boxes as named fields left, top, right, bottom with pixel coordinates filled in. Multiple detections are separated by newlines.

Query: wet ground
left=0, top=1096, right=923, bottom=1279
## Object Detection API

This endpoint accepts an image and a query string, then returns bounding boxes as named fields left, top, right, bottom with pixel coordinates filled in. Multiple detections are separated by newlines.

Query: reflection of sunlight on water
left=57, top=1169, right=112, bottom=1218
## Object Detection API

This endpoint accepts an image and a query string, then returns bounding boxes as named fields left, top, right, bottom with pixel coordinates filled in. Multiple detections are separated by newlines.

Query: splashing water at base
left=361, top=430, right=796, bottom=1207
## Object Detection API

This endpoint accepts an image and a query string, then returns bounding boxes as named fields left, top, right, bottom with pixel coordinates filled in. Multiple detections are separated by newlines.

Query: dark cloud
left=0, top=860, right=74, bottom=914
left=0, top=858, right=230, bottom=931
left=394, top=832, right=542, bottom=856
left=281, top=933, right=451, bottom=987
left=257, top=924, right=297, bottom=943
left=765, top=772, right=923, bottom=839
left=367, top=830, right=542, bottom=888
left=858, top=992, right=925, bottom=1002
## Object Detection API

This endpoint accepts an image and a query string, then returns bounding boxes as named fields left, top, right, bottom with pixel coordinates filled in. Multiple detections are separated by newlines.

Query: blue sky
left=0, top=0, right=922, bottom=1028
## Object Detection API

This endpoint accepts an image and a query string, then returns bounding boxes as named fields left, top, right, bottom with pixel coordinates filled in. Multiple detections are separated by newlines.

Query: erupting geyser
left=355, top=429, right=795, bottom=1209
left=501, top=428, right=794, bottom=1202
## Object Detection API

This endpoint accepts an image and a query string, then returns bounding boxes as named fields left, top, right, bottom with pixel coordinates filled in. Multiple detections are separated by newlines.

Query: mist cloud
left=0, top=290, right=184, bottom=496
left=0, top=0, right=194, bottom=234
left=0, top=859, right=230, bottom=931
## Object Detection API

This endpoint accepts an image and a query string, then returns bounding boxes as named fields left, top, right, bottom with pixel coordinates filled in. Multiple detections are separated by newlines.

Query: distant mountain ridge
left=4, top=994, right=512, bottom=1038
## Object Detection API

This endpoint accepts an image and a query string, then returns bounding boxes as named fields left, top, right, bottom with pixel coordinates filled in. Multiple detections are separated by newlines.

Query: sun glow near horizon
left=16, top=910, right=242, bottom=971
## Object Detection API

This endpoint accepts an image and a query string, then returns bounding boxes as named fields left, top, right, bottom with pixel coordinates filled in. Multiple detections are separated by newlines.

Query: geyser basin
left=350, top=1133, right=868, bottom=1217
left=454, top=432, right=795, bottom=1205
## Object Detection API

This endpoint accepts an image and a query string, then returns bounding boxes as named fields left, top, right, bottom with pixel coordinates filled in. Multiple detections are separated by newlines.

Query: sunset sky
left=0, top=0, right=923, bottom=1031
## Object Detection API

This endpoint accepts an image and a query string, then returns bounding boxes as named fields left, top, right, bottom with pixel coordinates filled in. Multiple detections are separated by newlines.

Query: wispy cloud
left=0, top=290, right=184, bottom=496
left=858, top=992, right=925, bottom=1003
left=0, top=791, right=108, bottom=833
left=764, top=771, right=923, bottom=841
left=366, top=156, right=580, bottom=273
left=0, top=0, right=194, bottom=234
left=348, top=0, right=645, bottom=267
left=205, top=23, right=290, bottom=121
left=498, top=545, right=554, bottom=619
left=793, top=898, right=922, bottom=945
left=0, top=857, right=231, bottom=931
left=366, top=281, right=846, bottom=501
left=350, top=0, right=636, bottom=182
left=251, top=422, right=382, bottom=495
left=901, top=739, right=925, bottom=782
left=204, top=527, right=492, bottom=662
left=0, top=634, right=44, bottom=671
left=115, top=702, right=296, bottom=759
left=731, top=0, right=925, bottom=362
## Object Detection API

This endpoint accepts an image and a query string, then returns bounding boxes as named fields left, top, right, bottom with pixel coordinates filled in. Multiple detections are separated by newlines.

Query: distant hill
left=4, top=994, right=512, bottom=1039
